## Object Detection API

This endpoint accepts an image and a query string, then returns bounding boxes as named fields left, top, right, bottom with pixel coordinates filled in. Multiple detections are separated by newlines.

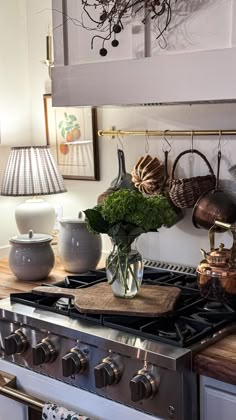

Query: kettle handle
left=209, top=224, right=217, bottom=251
left=209, top=221, right=232, bottom=251
left=209, top=220, right=236, bottom=267
left=215, top=221, right=236, bottom=268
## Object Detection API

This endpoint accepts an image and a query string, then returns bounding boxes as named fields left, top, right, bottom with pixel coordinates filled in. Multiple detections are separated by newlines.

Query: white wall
left=0, top=0, right=52, bottom=257
left=58, top=104, right=236, bottom=267
left=0, top=1, right=235, bottom=267
left=0, top=0, right=31, bottom=146
left=26, top=0, right=52, bottom=143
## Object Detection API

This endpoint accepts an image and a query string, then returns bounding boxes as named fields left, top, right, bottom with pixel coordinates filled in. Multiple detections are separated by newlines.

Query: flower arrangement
left=84, top=189, right=177, bottom=297
left=84, top=189, right=176, bottom=241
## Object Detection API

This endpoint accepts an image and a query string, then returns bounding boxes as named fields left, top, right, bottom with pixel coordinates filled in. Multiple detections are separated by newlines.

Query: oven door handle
left=0, top=370, right=44, bottom=412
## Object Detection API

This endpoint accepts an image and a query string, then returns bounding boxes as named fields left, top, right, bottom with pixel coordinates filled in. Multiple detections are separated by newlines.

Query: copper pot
left=192, top=151, right=236, bottom=230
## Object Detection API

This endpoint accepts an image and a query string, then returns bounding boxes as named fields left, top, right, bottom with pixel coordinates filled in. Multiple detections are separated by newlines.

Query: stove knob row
left=129, top=369, right=160, bottom=402
left=32, top=339, right=57, bottom=365
left=62, top=348, right=88, bottom=377
left=94, top=357, right=121, bottom=388
left=94, top=360, right=159, bottom=402
left=4, top=330, right=29, bottom=355
left=4, top=331, right=159, bottom=402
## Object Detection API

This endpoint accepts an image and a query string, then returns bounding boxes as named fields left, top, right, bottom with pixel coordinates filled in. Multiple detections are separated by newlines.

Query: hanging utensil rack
left=98, top=129, right=236, bottom=137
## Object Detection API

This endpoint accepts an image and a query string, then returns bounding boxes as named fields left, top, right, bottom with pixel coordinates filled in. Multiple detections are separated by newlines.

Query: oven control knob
left=32, top=339, right=57, bottom=365
left=129, top=369, right=159, bottom=402
left=94, top=357, right=121, bottom=388
left=4, top=330, right=29, bottom=355
left=62, top=348, right=88, bottom=377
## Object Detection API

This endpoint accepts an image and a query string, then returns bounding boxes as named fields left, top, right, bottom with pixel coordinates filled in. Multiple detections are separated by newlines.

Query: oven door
left=0, top=359, right=158, bottom=420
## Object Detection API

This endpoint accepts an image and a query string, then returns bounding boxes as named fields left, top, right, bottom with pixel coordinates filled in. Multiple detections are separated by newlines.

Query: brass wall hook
left=218, top=130, right=222, bottom=152
left=116, top=130, right=124, bottom=150
left=162, top=130, right=172, bottom=153
left=191, top=130, right=194, bottom=152
left=145, top=130, right=150, bottom=154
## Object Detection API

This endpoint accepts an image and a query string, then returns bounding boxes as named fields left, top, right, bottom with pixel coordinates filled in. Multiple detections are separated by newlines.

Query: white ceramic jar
left=58, top=218, right=102, bottom=273
left=9, top=230, right=55, bottom=281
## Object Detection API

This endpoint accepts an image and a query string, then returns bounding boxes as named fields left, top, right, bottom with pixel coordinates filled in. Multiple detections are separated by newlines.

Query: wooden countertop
left=194, top=334, right=236, bottom=385
left=0, top=257, right=70, bottom=298
left=0, top=257, right=236, bottom=385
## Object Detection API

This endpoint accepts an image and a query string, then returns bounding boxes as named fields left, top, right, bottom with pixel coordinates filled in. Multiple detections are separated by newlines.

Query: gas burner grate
left=143, top=258, right=196, bottom=275
left=9, top=262, right=236, bottom=348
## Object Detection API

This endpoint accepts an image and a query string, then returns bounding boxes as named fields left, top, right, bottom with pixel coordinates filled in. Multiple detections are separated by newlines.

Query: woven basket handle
left=171, top=149, right=215, bottom=179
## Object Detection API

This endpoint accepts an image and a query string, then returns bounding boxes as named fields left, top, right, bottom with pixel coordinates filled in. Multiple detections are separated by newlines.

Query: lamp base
left=15, top=198, right=56, bottom=235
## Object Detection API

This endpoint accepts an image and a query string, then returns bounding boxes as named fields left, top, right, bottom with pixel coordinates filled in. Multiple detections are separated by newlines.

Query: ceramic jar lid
left=59, top=211, right=86, bottom=224
left=10, top=229, right=52, bottom=244
left=59, top=218, right=85, bottom=224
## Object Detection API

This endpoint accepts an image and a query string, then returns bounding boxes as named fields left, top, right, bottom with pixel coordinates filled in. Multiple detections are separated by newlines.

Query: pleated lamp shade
left=1, top=146, right=67, bottom=234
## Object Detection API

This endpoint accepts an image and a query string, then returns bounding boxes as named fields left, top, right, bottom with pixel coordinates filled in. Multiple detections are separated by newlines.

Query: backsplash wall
left=59, top=103, right=236, bottom=267
left=0, top=102, right=235, bottom=265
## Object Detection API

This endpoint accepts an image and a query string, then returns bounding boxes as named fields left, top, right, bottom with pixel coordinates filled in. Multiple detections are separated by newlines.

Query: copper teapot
left=197, top=221, right=236, bottom=299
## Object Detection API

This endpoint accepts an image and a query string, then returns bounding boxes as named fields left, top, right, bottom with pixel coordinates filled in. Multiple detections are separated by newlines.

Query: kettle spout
left=200, top=248, right=207, bottom=259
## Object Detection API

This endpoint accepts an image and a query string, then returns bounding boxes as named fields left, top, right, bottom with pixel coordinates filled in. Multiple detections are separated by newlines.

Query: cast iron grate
left=10, top=262, right=236, bottom=347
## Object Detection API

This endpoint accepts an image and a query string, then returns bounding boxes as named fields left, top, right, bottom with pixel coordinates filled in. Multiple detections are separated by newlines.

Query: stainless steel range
left=0, top=260, right=236, bottom=420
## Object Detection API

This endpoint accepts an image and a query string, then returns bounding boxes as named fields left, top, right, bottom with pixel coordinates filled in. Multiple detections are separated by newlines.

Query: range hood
left=51, top=0, right=236, bottom=108
left=52, top=46, right=236, bottom=107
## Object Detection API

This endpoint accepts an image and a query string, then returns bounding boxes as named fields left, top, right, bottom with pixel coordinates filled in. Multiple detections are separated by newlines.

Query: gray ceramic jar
left=58, top=218, right=102, bottom=273
left=9, top=230, right=55, bottom=281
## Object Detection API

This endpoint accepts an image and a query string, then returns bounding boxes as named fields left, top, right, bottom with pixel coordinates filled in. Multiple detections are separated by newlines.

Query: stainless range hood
left=52, top=46, right=236, bottom=107
left=52, top=0, right=236, bottom=108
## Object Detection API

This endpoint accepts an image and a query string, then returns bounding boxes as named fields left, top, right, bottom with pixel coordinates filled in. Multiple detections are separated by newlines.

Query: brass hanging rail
left=98, top=129, right=236, bottom=137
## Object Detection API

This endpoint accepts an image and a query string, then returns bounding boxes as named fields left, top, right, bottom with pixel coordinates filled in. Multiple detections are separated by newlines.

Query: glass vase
left=106, top=242, right=143, bottom=298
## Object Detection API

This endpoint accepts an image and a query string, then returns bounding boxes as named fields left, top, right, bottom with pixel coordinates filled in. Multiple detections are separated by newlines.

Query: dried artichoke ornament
left=131, top=154, right=165, bottom=195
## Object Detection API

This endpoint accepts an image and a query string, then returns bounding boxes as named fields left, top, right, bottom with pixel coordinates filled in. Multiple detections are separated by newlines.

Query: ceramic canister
left=9, top=230, right=55, bottom=281
left=58, top=217, right=102, bottom=273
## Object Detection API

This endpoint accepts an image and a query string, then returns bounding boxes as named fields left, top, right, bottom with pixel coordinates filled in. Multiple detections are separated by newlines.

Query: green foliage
left=58, top=113, right=80, bottom=139
left=84, top=189, right=177, bottom=246
left=83, top=207, right=109, bottom=234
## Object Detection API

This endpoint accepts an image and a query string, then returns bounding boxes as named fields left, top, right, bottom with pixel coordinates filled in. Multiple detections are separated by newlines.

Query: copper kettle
left=197, top=221, right=236, bottom=299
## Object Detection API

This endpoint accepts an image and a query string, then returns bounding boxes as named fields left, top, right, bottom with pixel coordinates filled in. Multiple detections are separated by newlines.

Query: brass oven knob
left=4, top=330, right=29, bottom=355
left=62, top=348, right=88, bottom=377
left=32, top=338, right=57, bottom=365
left=129, top=369, right=159, bottom=402
left=94, top=357, right=121, bottom=388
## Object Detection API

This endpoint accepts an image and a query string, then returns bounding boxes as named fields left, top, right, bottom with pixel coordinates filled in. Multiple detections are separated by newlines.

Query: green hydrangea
left=84, top=189, right=177, bottom=241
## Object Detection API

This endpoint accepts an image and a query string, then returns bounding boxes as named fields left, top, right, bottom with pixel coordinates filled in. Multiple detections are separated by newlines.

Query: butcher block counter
left=0, top=257, right=70, bottom=298
left=0, top=257, right=236, bottom=386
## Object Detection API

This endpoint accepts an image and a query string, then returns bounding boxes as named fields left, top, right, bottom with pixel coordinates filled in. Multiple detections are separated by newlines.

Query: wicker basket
left=169, top=149, right=216, bottom=209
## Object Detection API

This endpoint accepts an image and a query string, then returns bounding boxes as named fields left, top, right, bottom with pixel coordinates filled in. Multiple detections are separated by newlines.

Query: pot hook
left=191, top=130, right=194, bottom=153
left=116, top=130, right=124, bottom=151
left=162, top=130, right=172, bottom=153
left=145, top=130, right=150, bottom=154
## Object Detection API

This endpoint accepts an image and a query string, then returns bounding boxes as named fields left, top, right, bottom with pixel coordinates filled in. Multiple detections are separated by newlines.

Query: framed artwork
left=43, top=94, right=99, bottom=180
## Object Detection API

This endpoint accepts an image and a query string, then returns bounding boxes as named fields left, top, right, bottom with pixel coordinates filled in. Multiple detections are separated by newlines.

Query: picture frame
left=43, top=94, right=99, bottom=180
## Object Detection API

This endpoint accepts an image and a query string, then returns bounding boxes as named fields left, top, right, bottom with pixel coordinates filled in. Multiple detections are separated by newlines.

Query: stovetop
left=10, top=260, right=236, bottom=348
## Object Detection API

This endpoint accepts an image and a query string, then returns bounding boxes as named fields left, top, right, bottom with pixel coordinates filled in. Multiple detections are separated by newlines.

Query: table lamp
left=1, top=146, right=67, bottom=234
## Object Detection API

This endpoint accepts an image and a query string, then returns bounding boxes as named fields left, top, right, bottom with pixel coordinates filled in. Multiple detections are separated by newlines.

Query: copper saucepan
left=192, top=151, right=236, bottom=230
